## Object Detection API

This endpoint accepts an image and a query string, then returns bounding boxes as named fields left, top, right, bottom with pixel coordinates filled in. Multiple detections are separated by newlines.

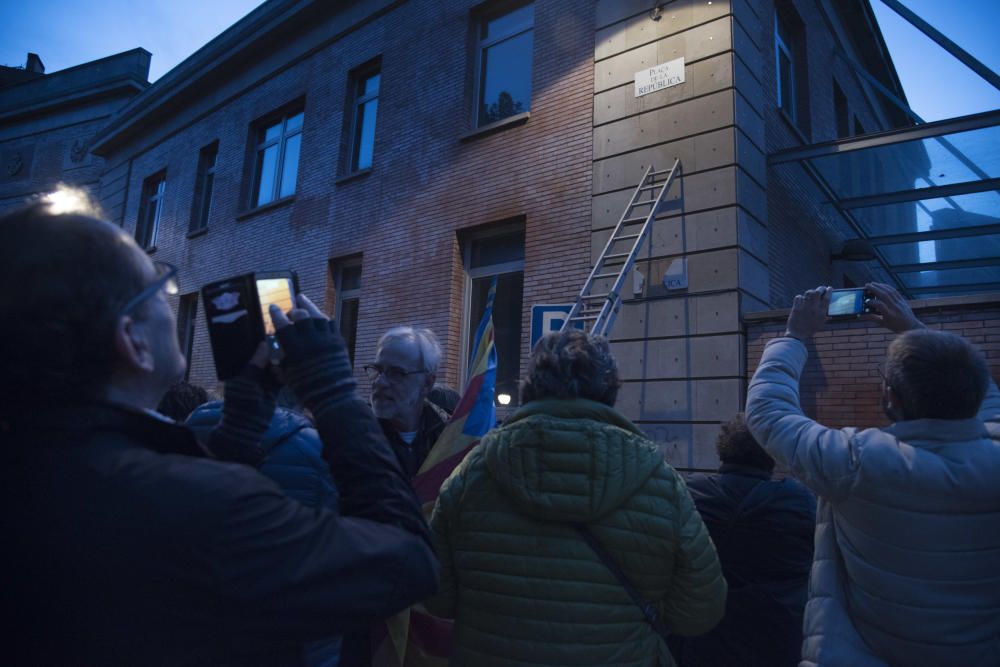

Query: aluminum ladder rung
left=592, top=272, right=619, bottom=280
left=570, top=314, right=600, bottom=321
left=613, top=233, right=641, bottom=241
left=604, top=253, right=630, bottom=260
left=622, top=216, right=648, bottom=223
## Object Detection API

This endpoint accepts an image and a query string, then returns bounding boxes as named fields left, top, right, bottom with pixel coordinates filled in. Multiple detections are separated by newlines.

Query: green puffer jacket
left=427, top=399, right=726, bottom=666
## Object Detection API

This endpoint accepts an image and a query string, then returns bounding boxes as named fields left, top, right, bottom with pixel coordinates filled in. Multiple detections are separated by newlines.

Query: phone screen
left=828, top=288, right=864, bottom=317
left=256, top=277, right=295, bottom=336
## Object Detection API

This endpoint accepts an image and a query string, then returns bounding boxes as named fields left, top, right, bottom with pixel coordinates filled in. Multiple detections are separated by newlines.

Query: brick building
left=76, top=0, right=995, bottom=468
left=0, top=49, right=151, bottom=212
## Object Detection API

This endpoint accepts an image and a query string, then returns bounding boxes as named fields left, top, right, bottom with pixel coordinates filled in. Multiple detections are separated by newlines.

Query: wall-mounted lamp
left=832, top=238, right=876, bottom=262
left=649, top=4, right=663, bottom=21
left=497, top=393, right=512, bottom=406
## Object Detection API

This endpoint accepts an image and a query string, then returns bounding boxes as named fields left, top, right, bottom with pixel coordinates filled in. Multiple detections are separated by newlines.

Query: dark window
left=334, top=260, right=362, bottom=365
left=464, top=226, right=525, bottom=406
left=775, top=4, right=808, bottom=135
left=135, top=172, right=166, bottom=250
left=190, top=142, right=217, bottom=233
left=177, top=293, right=198, bottom=380
left=251, top=109, right=303, bottom=207
left=475, top=3, right=534, bottom=127
left=833, top=81, right=849, bottom=139
left=349, top=67, right=380, bottom=172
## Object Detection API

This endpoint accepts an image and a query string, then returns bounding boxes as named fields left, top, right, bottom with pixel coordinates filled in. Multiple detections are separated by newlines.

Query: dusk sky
left=1, top=0, right=997, bottom=123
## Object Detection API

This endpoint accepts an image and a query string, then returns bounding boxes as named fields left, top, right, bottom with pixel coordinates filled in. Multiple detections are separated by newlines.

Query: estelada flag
left=372, top=278, right=498, bottom=667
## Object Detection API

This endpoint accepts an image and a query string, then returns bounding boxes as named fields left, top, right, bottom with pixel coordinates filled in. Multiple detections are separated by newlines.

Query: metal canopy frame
left=769, top=110, right=1000, bottom=299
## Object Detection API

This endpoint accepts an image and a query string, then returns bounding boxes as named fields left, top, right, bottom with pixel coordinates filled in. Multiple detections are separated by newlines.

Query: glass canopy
left=769, top=109, right=1000, bottom=298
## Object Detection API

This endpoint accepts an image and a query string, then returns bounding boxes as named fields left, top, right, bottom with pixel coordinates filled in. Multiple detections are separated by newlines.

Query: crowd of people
left=2, top=192, right=998, bottom=667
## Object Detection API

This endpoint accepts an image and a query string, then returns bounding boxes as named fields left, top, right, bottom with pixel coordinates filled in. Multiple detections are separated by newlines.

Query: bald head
left=0, top=196, right=150, bottom=412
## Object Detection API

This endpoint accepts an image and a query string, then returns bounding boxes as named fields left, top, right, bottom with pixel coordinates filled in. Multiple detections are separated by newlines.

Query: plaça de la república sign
left=634, top=57, right=685, bottom=97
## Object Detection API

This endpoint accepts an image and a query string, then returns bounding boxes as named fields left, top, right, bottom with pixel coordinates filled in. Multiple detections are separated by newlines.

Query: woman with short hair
left=427, top=329, right=726, bottom=666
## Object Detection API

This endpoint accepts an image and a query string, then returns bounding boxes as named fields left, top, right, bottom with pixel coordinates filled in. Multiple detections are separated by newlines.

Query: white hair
left=378, top=326, right=442, bottom=374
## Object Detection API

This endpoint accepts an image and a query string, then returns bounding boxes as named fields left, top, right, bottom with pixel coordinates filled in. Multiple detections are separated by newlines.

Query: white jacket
left=746, top=337, right=1000, bottom=667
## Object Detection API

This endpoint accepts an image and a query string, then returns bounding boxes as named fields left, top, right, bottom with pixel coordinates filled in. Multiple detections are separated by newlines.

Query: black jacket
left=378, top=401, right=449, bottom=479
left=2, top=400, right=438, bottom=666
left=668, top=465, right=816, bottom=667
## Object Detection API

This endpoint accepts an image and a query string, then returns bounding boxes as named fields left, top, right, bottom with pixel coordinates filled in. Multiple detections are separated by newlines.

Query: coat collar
left=718, top=463, right=772, bottom=480
left=506, top=398, right=643, bottom=435
left=8, top=401, right=212, bottom=459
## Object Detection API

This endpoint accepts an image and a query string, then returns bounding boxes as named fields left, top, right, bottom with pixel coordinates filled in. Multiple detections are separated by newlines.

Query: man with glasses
left=365, top=327, right=450, bottom=478
left=746, top=282, right=1000, bottom=667
left=0, top=191, right=438, bottom=665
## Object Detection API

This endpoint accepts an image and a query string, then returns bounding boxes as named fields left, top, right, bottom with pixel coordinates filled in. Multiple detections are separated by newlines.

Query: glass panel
left=341, top=265, right=362, bottom=292
left=485, top=4, right=533, bottom=40
left=197, top=172, right=213, bottom=230
left=899, top=266, right=1000, bottom=288
left=810, top=124, right=1000, bottom=200
left=470, top=229, right=525, bottom=269
left=478, top=30, right=533, bottom=126
left=353, top=98, right=378, bottom=171
left=285, top=111, right=304, bottom=133
left=851, top=191, right=1000, bottom=238
left=340, top=298, right=360, bottom=365
left=469, top=272, right=524, bottom=406
left=361, top=72, right=380, bottom=97
left=255, top=144, right=279, bottom=206
left=881, top=234, right=1000, bottom=265
left=262, top=120, right=282, bottom=143
left=278, top=133, right=301, bottom=198
left=778, top=51, right=794, bottom=118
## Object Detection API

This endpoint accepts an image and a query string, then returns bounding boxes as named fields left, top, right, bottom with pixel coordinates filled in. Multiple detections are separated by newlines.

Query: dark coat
left=187, top=401, right=339, bottom=512
left=2, top=400, right=437, bottom=666
left=668, top=464, right=816, bottom=667
left=378, top=400, right=449, bottom=478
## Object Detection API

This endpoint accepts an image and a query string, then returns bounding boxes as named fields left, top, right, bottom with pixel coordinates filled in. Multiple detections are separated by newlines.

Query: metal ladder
left=561, top=158, right=681, bottom=337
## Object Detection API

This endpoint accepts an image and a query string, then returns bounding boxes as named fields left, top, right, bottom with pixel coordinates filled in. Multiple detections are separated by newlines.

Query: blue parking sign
left=530, top=304, right=583, bottom=349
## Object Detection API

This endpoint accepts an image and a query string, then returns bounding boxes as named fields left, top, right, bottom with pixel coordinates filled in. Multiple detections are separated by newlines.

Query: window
left=176, top=293, right=198, bottom=380
left=475, top=3, right=534, bottom=127
left=333, top=259, right=363, bottom=364
left=251, top=108, right=303, bottom=207
left=190, top=142, right=217, bottom=234
left=833, top=81, right=849, bottom=139
left=348, top=66, right=380, bottom=172
left=775, top=4, right=808, bottom=134
left=463, top=224, right=525, bottom=406
left=135, top=172, right=166, bottom=250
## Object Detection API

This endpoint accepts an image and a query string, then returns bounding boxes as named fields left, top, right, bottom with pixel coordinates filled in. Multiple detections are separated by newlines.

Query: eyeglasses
left=364, top=364, right=428, bottom=383
left=122, top=261, right=179, bottom=315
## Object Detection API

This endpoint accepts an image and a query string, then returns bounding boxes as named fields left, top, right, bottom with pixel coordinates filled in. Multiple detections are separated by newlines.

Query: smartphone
left=202, top=271, right=298, bottom=380
left=827, top=288, right=870, bottom=318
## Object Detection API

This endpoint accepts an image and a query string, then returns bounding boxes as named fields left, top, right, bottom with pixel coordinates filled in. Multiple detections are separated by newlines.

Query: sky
left=0, top=0, right=997, bottom=122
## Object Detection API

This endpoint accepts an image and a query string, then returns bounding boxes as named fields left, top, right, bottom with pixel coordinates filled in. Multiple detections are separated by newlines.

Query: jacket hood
left=482, top=398, right=663, bottom=522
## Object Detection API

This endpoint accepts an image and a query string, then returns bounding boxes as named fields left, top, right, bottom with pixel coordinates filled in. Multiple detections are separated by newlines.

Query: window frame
left=248, top=106, right=304, bottom=209
left=472, top=1, right=535, bottom=129
left=176, top=292, right=198, bottom=380
left=774, top=11, right=798, bottom=125
left=189, top=141, right=218, bottom=235
left=348, top=63, right=381, bottom=173
left=459, top=221, right=525, bottom=397
left=333, top=257, right=363, bottom=365
left=135, top=171, right=166, bottom=251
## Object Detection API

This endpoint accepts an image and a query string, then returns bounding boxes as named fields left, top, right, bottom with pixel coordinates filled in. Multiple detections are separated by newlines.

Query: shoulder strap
left=574, top=524, right=671, bottom=641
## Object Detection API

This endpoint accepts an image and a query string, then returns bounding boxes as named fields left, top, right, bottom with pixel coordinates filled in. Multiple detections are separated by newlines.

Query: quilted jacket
left=746, top=337, right=1000, bottom=667
left=427, top=398, right=726, bottom=666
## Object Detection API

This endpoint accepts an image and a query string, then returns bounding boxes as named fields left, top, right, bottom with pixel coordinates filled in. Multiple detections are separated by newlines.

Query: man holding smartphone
left=0, top=190, right=438, bottom=666
left=746, top=282, right=1000, bottom=666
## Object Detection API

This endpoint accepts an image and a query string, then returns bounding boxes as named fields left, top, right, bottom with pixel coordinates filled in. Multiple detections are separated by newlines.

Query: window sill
left=235, top=195, right=295, bottom=221
left=459, top=111, right=530, bottom=142
left=187, top=227, right=208, bottom=240
left=335, top=167, right=372, bottom=185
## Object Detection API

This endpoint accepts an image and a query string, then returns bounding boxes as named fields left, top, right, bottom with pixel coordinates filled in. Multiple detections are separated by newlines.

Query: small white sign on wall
left=634, top=57, right=685, bottom=97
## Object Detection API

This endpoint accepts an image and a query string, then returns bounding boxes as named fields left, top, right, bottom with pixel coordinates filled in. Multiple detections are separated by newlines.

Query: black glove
left=211, top=364, right=278, bottom=466
left=276, top=318, right=357, bottom=420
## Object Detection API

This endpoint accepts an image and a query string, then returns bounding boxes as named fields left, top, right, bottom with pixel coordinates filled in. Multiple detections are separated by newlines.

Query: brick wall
left=98, top=0, right=594, bottom=396
left=746, top=295, right=1000, bottom=430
